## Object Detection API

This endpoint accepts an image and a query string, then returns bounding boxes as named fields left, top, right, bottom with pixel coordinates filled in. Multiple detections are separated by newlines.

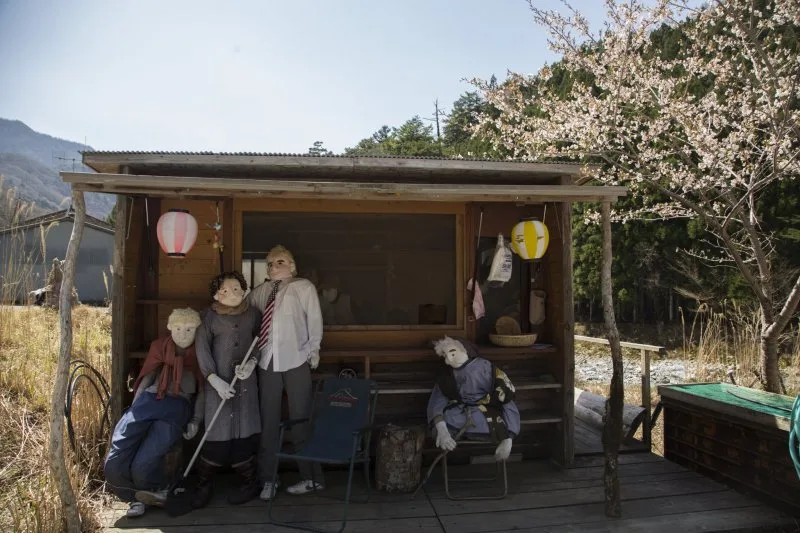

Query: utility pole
left=424, top=99, right=447, bottom=156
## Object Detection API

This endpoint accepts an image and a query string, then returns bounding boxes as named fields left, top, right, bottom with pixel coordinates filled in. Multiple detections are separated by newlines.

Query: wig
left=209, top=271, right=248, bottom=298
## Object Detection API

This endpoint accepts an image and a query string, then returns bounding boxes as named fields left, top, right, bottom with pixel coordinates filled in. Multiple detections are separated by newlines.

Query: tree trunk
left=49, top=190, right=85, bottom=532
left=761, top=327, right=781, bottom=393
left=375, top=424, right=425, bottom=492
left=111, top=194, right=128, bottom=425
left=600, top=201, right=624, bottom=518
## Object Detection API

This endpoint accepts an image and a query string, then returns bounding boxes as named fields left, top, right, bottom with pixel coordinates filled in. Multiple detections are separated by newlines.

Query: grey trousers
left=257, top=362, right=324, bottom=484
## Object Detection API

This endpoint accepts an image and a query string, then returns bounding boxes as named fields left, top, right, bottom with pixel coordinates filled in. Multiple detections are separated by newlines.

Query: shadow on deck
left=102, top=452, right=798, bottom=533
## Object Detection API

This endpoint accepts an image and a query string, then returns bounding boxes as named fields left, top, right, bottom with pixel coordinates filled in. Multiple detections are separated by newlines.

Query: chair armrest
left=280, top=417, right=310, bottom=429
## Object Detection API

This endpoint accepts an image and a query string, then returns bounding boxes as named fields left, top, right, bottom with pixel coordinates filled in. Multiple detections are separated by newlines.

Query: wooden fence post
left=641, top=348, right=651, bottom=449
left=49, top=189, right=85, bottom=532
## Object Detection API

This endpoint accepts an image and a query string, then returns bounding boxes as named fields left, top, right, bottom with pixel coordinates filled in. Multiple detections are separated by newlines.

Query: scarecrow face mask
left=267, top=252, right=295, bottom=281
left=169, top=322, right=199, bottom=348
left=433, top=336, right=469, bottom=368
left=214, top=277, right=245, bottom=308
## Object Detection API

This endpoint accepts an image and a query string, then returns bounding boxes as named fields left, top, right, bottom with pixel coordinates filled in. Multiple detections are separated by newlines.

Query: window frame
left=234, top=198, right=466, bottom=348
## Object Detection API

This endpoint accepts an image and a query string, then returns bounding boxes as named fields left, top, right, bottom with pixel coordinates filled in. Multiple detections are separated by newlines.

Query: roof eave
left=61, top=171, right=627, bottom=203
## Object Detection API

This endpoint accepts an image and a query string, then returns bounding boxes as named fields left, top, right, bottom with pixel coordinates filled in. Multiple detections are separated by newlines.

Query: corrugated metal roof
left=0, top=208, right=114, bottom=235
left=80, top=150, right=581, bottom=165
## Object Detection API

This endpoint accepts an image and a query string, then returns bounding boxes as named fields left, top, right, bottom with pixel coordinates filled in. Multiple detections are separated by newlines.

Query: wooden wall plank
left=156, top=199, right=221, bottom=329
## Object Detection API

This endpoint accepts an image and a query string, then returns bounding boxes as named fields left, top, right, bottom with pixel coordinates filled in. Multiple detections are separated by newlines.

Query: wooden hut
left=63, top=152, right=625, bottom=467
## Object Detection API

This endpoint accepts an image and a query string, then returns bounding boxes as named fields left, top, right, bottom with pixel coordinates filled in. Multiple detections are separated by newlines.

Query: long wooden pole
left=49, top=189, right=86, bottom=532
left=110, top=194, right=128, bottom=425
left=600, top=200, right=623, bottom=518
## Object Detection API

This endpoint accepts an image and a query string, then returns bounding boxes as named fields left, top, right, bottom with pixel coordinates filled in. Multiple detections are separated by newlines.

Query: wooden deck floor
left=102, top=453, right=798, bottom=533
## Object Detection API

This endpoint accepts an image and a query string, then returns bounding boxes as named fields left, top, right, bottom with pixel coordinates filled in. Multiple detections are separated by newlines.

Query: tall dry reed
left=679, top=301, right=798, bottom=394
left=1, top=180, right=112, bottom=532
left=0, top=305, right=112, bottom=533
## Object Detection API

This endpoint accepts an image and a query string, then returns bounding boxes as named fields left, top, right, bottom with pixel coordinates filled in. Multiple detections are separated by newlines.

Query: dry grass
left=576, top=302, right=800, bottom=458
left=0, top=178, right=114, bottom=531
left=0, top=305, right=112, bottom=533
left=679, top=302, right=800, bottom=394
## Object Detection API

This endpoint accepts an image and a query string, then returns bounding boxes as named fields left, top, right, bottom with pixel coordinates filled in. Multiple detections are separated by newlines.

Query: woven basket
left=488, top=333, right=538, bottom=347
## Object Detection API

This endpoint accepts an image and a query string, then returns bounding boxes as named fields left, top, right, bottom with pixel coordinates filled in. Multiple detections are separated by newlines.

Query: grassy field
left=0, top=305, right=112, bottom=532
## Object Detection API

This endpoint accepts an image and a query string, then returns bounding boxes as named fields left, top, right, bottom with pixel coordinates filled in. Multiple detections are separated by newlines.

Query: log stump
left=375, top=424, right=424, bottom=492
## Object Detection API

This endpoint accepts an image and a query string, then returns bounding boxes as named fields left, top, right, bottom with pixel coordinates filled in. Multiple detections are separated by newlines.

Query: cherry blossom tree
left=476, top=0, right=800, bottom=393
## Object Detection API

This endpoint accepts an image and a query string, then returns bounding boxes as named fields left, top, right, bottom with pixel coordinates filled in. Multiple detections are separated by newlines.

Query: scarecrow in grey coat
left=427, top=336, right=520, bottom=461
left=193, top=271, right=262, bottom=507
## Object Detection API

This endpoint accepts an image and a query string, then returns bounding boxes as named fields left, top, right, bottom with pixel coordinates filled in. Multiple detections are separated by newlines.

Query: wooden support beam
left=575, top=334, right=666, bottom=354
left=50, top=189, right=85, bottom=532
left=111, top=193, right=128, bottom=425
left=556, top=191, right=575, bottom=468
left=62, top=172, right=627, bottom=202
left=641, top=348, right=652, bottom=448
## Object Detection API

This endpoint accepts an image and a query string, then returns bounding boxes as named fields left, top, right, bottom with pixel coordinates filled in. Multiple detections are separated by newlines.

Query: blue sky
left=0, top=0, right=609, bottom=154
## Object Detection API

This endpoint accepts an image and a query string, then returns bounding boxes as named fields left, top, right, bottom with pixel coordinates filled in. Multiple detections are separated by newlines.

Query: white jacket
left=247, top=277, right=323, bottom=372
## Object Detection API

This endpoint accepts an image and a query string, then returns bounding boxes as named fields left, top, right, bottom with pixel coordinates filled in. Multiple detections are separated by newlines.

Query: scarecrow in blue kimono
left=427, top=336, right=520, bottom=461
left=104, top=307, right=205, bottom=519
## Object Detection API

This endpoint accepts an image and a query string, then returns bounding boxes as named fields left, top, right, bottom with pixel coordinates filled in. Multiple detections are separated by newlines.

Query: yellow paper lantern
left=511, top=217, right=549, bottom=260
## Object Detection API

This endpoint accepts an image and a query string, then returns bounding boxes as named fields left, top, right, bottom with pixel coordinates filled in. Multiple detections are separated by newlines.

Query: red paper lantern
left=156, top=209, right=198, bottom=258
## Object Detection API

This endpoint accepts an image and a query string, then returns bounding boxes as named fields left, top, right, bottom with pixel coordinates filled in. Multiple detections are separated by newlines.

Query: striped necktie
left=257, top=280, right=281, bottom=349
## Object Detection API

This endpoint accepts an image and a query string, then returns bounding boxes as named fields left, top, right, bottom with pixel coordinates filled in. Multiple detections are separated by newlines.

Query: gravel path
left=576, top=350, right=727, bottom=386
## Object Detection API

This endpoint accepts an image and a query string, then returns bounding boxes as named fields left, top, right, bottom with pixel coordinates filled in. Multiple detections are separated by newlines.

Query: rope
left=790, top=396, right=800, bottom=481
left=64, top=359, right=112, bottom=459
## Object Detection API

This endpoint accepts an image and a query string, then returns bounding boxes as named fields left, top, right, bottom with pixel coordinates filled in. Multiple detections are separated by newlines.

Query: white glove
left=494, top=438, right=512, bottom=461
left=434, top=420, right=456, bottom=452
left=183, top=419, right=200, bottom=440
left=308, top=350, right=320, bottom=370
left=235, top=358, right=257, bottom=380
left=208, top=374, right=235, bottom=400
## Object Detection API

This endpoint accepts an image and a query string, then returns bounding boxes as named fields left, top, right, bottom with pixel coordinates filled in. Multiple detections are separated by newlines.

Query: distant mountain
left=0, top=119, right=115, bottom=218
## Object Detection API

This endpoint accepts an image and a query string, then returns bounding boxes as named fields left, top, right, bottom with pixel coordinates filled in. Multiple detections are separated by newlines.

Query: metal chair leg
left=363, top=458, right=372, bottom=503
left=443, top=454, right=508, bottom=501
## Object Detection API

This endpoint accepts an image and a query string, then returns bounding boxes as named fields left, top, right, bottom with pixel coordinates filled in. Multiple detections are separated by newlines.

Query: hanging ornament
left=510, top=217, right=550, bottom=261
left=207, top=202, right=224, bottom=274
left=156, top=209, right=198, bottom=258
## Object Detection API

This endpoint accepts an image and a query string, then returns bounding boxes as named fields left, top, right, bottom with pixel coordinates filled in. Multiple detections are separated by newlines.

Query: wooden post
left=600, top=200, right=623, bottom=518
left=111, top=194, right=128, bottom=425
left=49, top=189, right=85, bottom=532
left=640, top=348, right=651, bottom=449
left=558, top=196, right=575, bottom=467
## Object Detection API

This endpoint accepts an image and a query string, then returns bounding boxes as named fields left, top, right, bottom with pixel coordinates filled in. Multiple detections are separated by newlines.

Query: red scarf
left=134, top=335, right=201, bottom=399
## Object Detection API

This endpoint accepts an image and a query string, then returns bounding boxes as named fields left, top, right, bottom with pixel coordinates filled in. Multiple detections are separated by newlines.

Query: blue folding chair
left=268, top=378, right=379, bottom=533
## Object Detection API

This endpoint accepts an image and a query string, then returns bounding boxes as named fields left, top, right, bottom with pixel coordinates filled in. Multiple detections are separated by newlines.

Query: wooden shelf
left=136, top=299, right=210, bottom=305
left=323, top=345, right=556, bottom=359
left=378, top=380, right=561, bottom=395
left=520, top=416, right=563, bottom=425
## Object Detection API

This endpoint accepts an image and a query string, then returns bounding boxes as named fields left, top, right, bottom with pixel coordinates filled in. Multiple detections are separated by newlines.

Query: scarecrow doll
left=104, top=307, right=204, bottom=518
left=248, top=244, right=324, bottom=500
left=192, top=271, right=262, bottom=507
left=427, top=336, right=520, bottom=461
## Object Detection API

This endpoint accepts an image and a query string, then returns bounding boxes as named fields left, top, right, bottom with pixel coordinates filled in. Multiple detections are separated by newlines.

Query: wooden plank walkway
left=101, top=453, right=798, bottom=532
